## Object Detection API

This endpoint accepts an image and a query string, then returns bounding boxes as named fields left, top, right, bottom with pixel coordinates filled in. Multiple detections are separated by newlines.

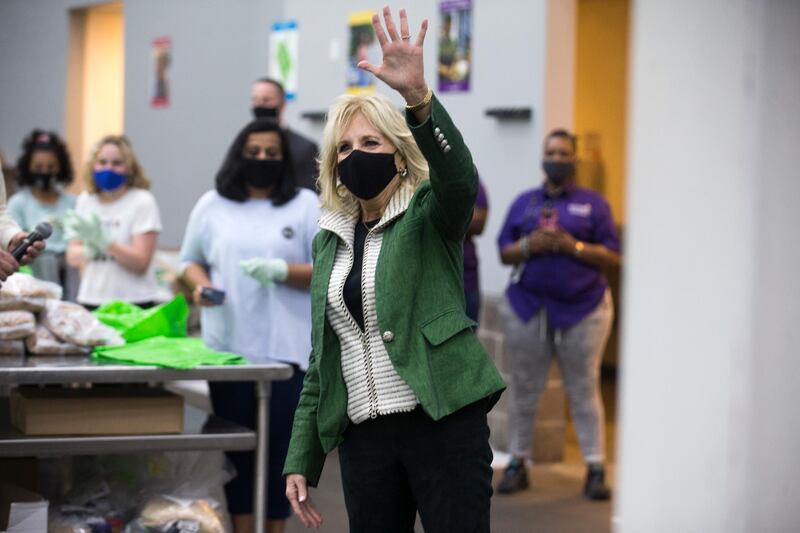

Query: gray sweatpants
left=501, top=290, right=613, bottom=464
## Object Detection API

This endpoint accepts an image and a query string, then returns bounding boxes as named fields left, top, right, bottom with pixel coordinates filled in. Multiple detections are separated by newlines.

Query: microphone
left=11, top=222, right=52, bottom=261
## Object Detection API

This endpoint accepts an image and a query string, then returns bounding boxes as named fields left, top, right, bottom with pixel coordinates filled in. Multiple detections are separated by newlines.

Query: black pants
left=209, top=366, right=306, bottom=519
left=338, top=399, right=493, bottom=533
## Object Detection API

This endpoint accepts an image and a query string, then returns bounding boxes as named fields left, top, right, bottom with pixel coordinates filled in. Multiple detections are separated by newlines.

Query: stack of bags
left=0, top=272, right=246, bottom=368
left=91, top=297, right=246, bottom=369
left=0, top=273, right=122, bottom=357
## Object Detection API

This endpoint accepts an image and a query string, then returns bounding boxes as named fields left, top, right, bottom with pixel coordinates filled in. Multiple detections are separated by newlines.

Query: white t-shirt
left=179, top=189, right=319, bottom=368
left=75, top=188, right=163, bottom=305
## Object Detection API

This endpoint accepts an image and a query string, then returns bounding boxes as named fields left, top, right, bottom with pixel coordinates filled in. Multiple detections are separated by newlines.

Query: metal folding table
left=0, top=355, right=293, bottom=532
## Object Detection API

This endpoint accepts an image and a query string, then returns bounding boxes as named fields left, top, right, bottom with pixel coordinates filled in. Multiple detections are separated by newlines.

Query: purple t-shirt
left=497, top=184, right=620, bottom=329
left=463, top=181, right=488, bottom=293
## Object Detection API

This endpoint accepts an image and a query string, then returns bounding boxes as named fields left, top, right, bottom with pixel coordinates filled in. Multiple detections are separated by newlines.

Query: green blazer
left=283, top=95, right=506, bottom=486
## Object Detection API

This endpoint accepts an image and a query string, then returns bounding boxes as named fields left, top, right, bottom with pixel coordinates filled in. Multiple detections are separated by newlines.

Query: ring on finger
left=401, top=34, right=411, bottom=40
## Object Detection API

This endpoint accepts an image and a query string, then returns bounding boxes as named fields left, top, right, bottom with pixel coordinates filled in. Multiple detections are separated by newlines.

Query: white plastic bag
left=26, top=326, right=92, bottom=355
left=0, top=310, right=36, bottom=340
left=40, top=300, right=123, bottom=347
left=126, top=496, right=227, bottom=533
left=0, top=272, right=62, bottom=311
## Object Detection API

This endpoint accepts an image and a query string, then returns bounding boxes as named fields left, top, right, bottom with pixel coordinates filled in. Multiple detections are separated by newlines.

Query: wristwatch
left=573, top=241, right=585, bottom=257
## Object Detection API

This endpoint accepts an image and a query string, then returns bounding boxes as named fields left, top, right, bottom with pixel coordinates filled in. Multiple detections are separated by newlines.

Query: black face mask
left=252, top=106, right=279, bottom=120
left=242, top=159, right=284, bottom=190
left=337, top=150, right=398, bottom=200
left=542, top=160, right=575, bottom=186
left=30, top=172, right=54, bottom=190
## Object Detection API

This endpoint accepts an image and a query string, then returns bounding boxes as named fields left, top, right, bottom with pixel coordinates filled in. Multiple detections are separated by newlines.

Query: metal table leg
left=254, top=379, right=271, bottom=533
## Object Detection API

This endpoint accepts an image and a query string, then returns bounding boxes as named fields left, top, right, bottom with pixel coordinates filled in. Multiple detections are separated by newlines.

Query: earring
left=400, top=168, right=408, bottom=177
left=336, top=182, right=348, bottom=197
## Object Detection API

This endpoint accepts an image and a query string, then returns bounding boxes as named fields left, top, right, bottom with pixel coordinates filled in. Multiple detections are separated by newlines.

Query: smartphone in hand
left=201, top=287, right=226, bottom=305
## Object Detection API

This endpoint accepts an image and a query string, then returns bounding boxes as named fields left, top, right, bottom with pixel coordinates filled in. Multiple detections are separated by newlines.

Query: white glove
left=63, top=211, right=112, bottom=259
left=240, top=258, right=289, bottom=288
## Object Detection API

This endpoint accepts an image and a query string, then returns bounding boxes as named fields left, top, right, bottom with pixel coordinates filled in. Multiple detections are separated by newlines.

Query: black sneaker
left=497, top=457, right=529, bottom=494
left=583, top=464, right=611, bottom=500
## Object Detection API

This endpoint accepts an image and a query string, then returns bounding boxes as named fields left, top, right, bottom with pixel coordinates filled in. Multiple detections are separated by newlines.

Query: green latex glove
left=84, top=213, right=113, bottom=253
left=239, top=257, right=289, bottom=288
left=63, top=211, right=111, bottom=259
left=62, top=210, right=86, bottom=241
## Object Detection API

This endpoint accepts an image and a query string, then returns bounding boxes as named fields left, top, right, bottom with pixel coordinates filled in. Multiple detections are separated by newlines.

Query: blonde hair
left=318, top=93, right=429, bottom=212
left=83, top=135, right=151, bottom=193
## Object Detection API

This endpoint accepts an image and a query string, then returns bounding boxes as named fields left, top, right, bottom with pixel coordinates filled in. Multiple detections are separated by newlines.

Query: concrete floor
left=285, top=451, right=613, bottom=533
left=285, top=373, right=618, bottom=532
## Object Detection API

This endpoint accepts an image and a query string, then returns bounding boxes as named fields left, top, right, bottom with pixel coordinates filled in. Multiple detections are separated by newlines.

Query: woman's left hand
left=358, top=6, right=430, bottom=105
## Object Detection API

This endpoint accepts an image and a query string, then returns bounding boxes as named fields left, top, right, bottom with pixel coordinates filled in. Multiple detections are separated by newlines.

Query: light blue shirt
left=7, top=188, right=76, bottom=253
left=180, top=189, right=319, bottom=369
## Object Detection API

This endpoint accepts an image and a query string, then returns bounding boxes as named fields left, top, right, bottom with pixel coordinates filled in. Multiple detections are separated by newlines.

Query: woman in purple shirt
left=496, top=129, right=620, bottom=500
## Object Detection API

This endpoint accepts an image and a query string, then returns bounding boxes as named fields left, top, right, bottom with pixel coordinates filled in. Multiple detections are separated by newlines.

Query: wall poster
left=270, top=21, right=299, bottom=101
left=150, top=36, right=171, bottom=108
left=438, top=0, right=472, bottom=93
left=347, top=10, right=378, bottom=94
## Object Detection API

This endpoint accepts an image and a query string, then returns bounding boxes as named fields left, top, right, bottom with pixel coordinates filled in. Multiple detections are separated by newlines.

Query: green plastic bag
left=92, top=336, right=247, bottom=369
left=93, top=295, right=189, bottom=343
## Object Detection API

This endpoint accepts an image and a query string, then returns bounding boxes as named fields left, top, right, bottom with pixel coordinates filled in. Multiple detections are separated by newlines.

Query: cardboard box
left=9, top=386, right=184, bottom=436
left=0, top=484, right=47, bottom=533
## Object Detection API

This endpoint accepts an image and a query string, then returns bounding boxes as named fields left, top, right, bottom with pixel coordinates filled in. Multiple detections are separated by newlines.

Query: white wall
left=123, top=0, right=284, bottom=247
left=616, top=0, right=800, bottom=531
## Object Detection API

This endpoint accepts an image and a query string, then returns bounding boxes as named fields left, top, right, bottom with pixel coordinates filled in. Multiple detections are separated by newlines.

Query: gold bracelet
left=405, top=87, right=433, bottom=112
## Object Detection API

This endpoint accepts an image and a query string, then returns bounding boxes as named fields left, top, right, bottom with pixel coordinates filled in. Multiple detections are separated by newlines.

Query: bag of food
left=26, top=325, right=92, bottom=355
left=0, top=272, right=63, bottom=311
left=40, top=300, right=123, bottom=347
left=125, top=496, right=227, bottom=533
left=0, top=310, right=36, bottom=339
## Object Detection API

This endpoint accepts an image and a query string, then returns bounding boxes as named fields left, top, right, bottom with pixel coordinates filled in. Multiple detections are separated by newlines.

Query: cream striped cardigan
left=318, top=185, right=419, bottom=424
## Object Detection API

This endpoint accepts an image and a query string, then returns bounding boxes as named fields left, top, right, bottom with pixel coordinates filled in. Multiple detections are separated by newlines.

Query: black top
left=343, top=219, right=379, bottom=331
left=285, top=128, right=319, bottom=193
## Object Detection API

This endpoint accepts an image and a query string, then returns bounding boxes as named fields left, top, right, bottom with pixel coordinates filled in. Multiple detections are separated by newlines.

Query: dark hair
left=15, top=129, right=74, bottom=187
left=215, top=119, right=298, bottom=205
left=544, top=128, right=578, bottom=154
left=253, top=77, right=286, bottom=101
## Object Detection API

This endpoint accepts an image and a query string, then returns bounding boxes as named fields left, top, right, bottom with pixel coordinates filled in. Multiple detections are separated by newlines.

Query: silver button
left=382, top=331, right=395, bottom=343
left=437, top=133, right=445, bottom=142
left=440, top=139, right=448, bottom=148
left=443, top=145, right=452, bottom=153
left=434, top=127, right=441, bottom=135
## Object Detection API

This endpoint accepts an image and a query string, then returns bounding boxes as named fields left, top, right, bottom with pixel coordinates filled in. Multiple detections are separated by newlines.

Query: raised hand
left=357, top=6, right=429, bottom=105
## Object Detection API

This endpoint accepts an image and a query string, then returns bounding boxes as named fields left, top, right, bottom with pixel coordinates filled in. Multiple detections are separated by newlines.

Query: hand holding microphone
left=0, top=222, right=51, bottom=285
left=10, top=222, right=52, bottom=261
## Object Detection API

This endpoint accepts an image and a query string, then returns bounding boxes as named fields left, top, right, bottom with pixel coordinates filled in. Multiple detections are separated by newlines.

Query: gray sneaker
left=497, top=457, right=529, bottom=494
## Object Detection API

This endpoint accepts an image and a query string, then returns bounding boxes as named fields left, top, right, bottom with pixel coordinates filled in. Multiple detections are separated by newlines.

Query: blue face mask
left=93, top=169, right=126, bottom=191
